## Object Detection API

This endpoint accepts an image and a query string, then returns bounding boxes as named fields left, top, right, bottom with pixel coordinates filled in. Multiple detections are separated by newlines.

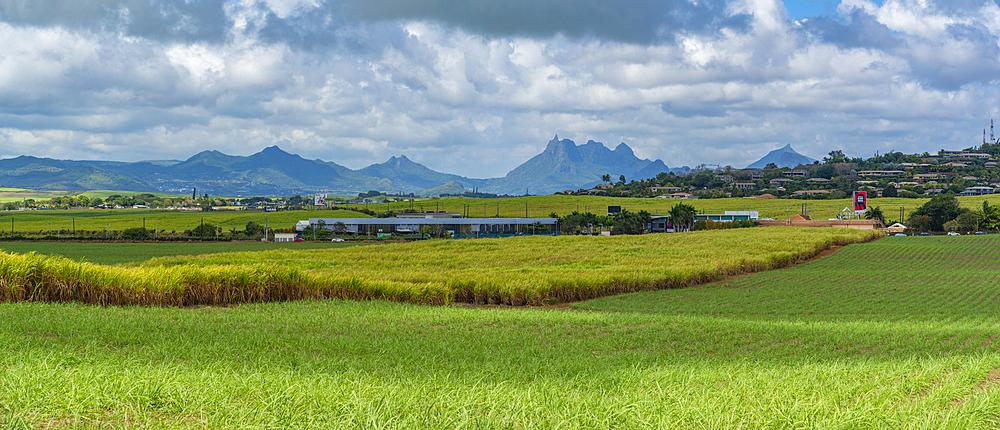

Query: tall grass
left=0, top=228, right=880, bottom=307
left=0, top=252, right=451, bottom=306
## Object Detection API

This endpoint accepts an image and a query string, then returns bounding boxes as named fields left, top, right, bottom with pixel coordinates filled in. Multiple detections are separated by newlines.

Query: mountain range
left=0, top=136, right=688, bottom=196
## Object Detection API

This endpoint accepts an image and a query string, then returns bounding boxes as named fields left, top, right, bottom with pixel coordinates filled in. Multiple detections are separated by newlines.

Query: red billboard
left=853, top=191, right=867, bottom=214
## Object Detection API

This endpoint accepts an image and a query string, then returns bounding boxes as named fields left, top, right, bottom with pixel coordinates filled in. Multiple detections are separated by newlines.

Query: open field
left=0, top=208, right=366, bottom=235
left=4, top=192, right=1000, bottom=235
left=5, top=235, right=1000, bottom=427
left=0, top=242, right=366, bottom=265
left=0, top=228, right=879, bottom=307
left=343, top=193, right=1000, bottom=222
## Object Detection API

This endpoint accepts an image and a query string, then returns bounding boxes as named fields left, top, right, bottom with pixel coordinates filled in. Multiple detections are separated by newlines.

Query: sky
left=1, top=0, right=999, bottom=178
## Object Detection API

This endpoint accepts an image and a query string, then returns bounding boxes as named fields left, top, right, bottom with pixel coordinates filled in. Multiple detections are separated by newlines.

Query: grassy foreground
left=5, top=235, right=1000, bottom=427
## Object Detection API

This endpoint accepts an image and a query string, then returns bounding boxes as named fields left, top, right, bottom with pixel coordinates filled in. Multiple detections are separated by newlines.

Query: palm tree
left=864, top=206, right=885, bottom=226
left=979, top=201, right=999, bottom=230
left=669, top=203, right=696, bottom=232
left=601, top=174, right=611, bottom=184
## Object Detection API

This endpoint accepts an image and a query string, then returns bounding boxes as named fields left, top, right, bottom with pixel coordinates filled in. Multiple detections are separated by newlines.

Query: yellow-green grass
left=0, top=208, right=367, bottom=234
left=8, top=231, right=1000, bottom=430
left=0, top=228, right=877, bottom=308
left=342, top=194, right=1000, bottom=221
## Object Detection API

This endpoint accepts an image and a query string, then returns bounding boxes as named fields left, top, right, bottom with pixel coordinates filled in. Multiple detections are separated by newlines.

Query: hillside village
left=568, top=147, right=1000, bottom=201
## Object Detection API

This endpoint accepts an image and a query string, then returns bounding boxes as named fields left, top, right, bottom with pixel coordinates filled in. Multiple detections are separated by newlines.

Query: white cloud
left=0, top=0, right=999, bottom=177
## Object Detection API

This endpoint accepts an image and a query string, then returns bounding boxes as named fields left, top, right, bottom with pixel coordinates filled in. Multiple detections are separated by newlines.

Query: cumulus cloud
left=1, top=0, right=1000, bottom=177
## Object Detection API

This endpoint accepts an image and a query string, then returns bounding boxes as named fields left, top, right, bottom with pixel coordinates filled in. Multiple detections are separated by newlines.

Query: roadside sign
left=853, top=191, right=867, bottom=214
left=314, top=193, right=327, bottom=206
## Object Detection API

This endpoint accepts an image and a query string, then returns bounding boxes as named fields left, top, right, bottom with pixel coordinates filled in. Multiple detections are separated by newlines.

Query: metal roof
left=307, top=217, right=557, bottom=225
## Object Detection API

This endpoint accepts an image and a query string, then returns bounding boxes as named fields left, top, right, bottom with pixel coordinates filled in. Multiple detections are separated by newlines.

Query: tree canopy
left=908, top=194, right=968, bottom=231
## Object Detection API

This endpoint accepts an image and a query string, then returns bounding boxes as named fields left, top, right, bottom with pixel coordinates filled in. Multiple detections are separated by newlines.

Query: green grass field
left=3, top=235, right=1000, bottom=427
left=0, top=242, right=366, bottom=265
left=3, top=192, right=999, bottom=236
left=331, top=193, right=1000, bottom=223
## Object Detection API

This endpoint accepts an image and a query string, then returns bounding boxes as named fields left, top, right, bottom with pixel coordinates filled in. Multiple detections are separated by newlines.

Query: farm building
left=274, top=233, right=297, bottom=242
left=694, top=211, right=759, bottom=222
left=298, top=213, right=558, bottom=238
left=647, top=211, right=760, bottom=233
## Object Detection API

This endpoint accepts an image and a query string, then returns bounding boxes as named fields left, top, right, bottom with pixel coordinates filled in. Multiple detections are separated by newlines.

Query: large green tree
left=908, top=194, right=969, bottom=232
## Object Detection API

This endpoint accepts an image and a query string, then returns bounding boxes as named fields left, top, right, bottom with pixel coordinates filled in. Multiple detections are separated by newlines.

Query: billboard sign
left=314, top=193, right=327, bottom=207
left=853, top=191, right=867, bottom=214
left=607, top=205, right=622, bottom=216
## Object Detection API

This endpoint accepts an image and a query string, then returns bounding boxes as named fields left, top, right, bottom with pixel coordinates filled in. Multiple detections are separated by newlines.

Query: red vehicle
left=294, top=237, right=305, bottom=242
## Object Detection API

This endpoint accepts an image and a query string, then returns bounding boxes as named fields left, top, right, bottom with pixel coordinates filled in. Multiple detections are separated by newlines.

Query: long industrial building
left=297, top=212, right=558, bottom=237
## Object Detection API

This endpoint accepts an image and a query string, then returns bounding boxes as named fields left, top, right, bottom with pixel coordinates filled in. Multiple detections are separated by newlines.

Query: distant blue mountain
left=746, top=144, right=816, bottom=169
left=0, top=137, right=688, bottom=196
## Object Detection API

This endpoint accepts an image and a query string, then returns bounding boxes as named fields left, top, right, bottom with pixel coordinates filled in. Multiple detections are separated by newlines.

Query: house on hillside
left=858, top=170, right=905, bottom=177
left=656, top=192, right=698, bottom=199
left=793, top=190, right=831, bottom=196
left=960, top=186, right=994, bottom=197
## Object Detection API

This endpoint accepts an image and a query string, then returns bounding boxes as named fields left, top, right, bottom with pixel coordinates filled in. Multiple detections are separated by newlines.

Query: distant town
left=564, top=147, right=1000, bottom=202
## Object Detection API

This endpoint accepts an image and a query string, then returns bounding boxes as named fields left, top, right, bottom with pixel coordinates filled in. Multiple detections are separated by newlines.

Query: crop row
left=582, top=235, right=1000, bottom=323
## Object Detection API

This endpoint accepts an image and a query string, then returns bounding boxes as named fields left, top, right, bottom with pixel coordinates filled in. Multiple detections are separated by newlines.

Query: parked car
left=894, top=233, right=907, bottom=237
left=331, top=238, right=345, bottom=242
left=294, top=237, right=305, bottom=242
left=975, top=231, right=987, bottom=235
left=919, top=232, right=932, bottom=236
left=947, top=231, right=960, bottom=236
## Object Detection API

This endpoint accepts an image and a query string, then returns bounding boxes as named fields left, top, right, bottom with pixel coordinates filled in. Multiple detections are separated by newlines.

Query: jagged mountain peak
left=746, top=145, right=816, bottom=169
left=613, top=142, right=635, bottom=157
